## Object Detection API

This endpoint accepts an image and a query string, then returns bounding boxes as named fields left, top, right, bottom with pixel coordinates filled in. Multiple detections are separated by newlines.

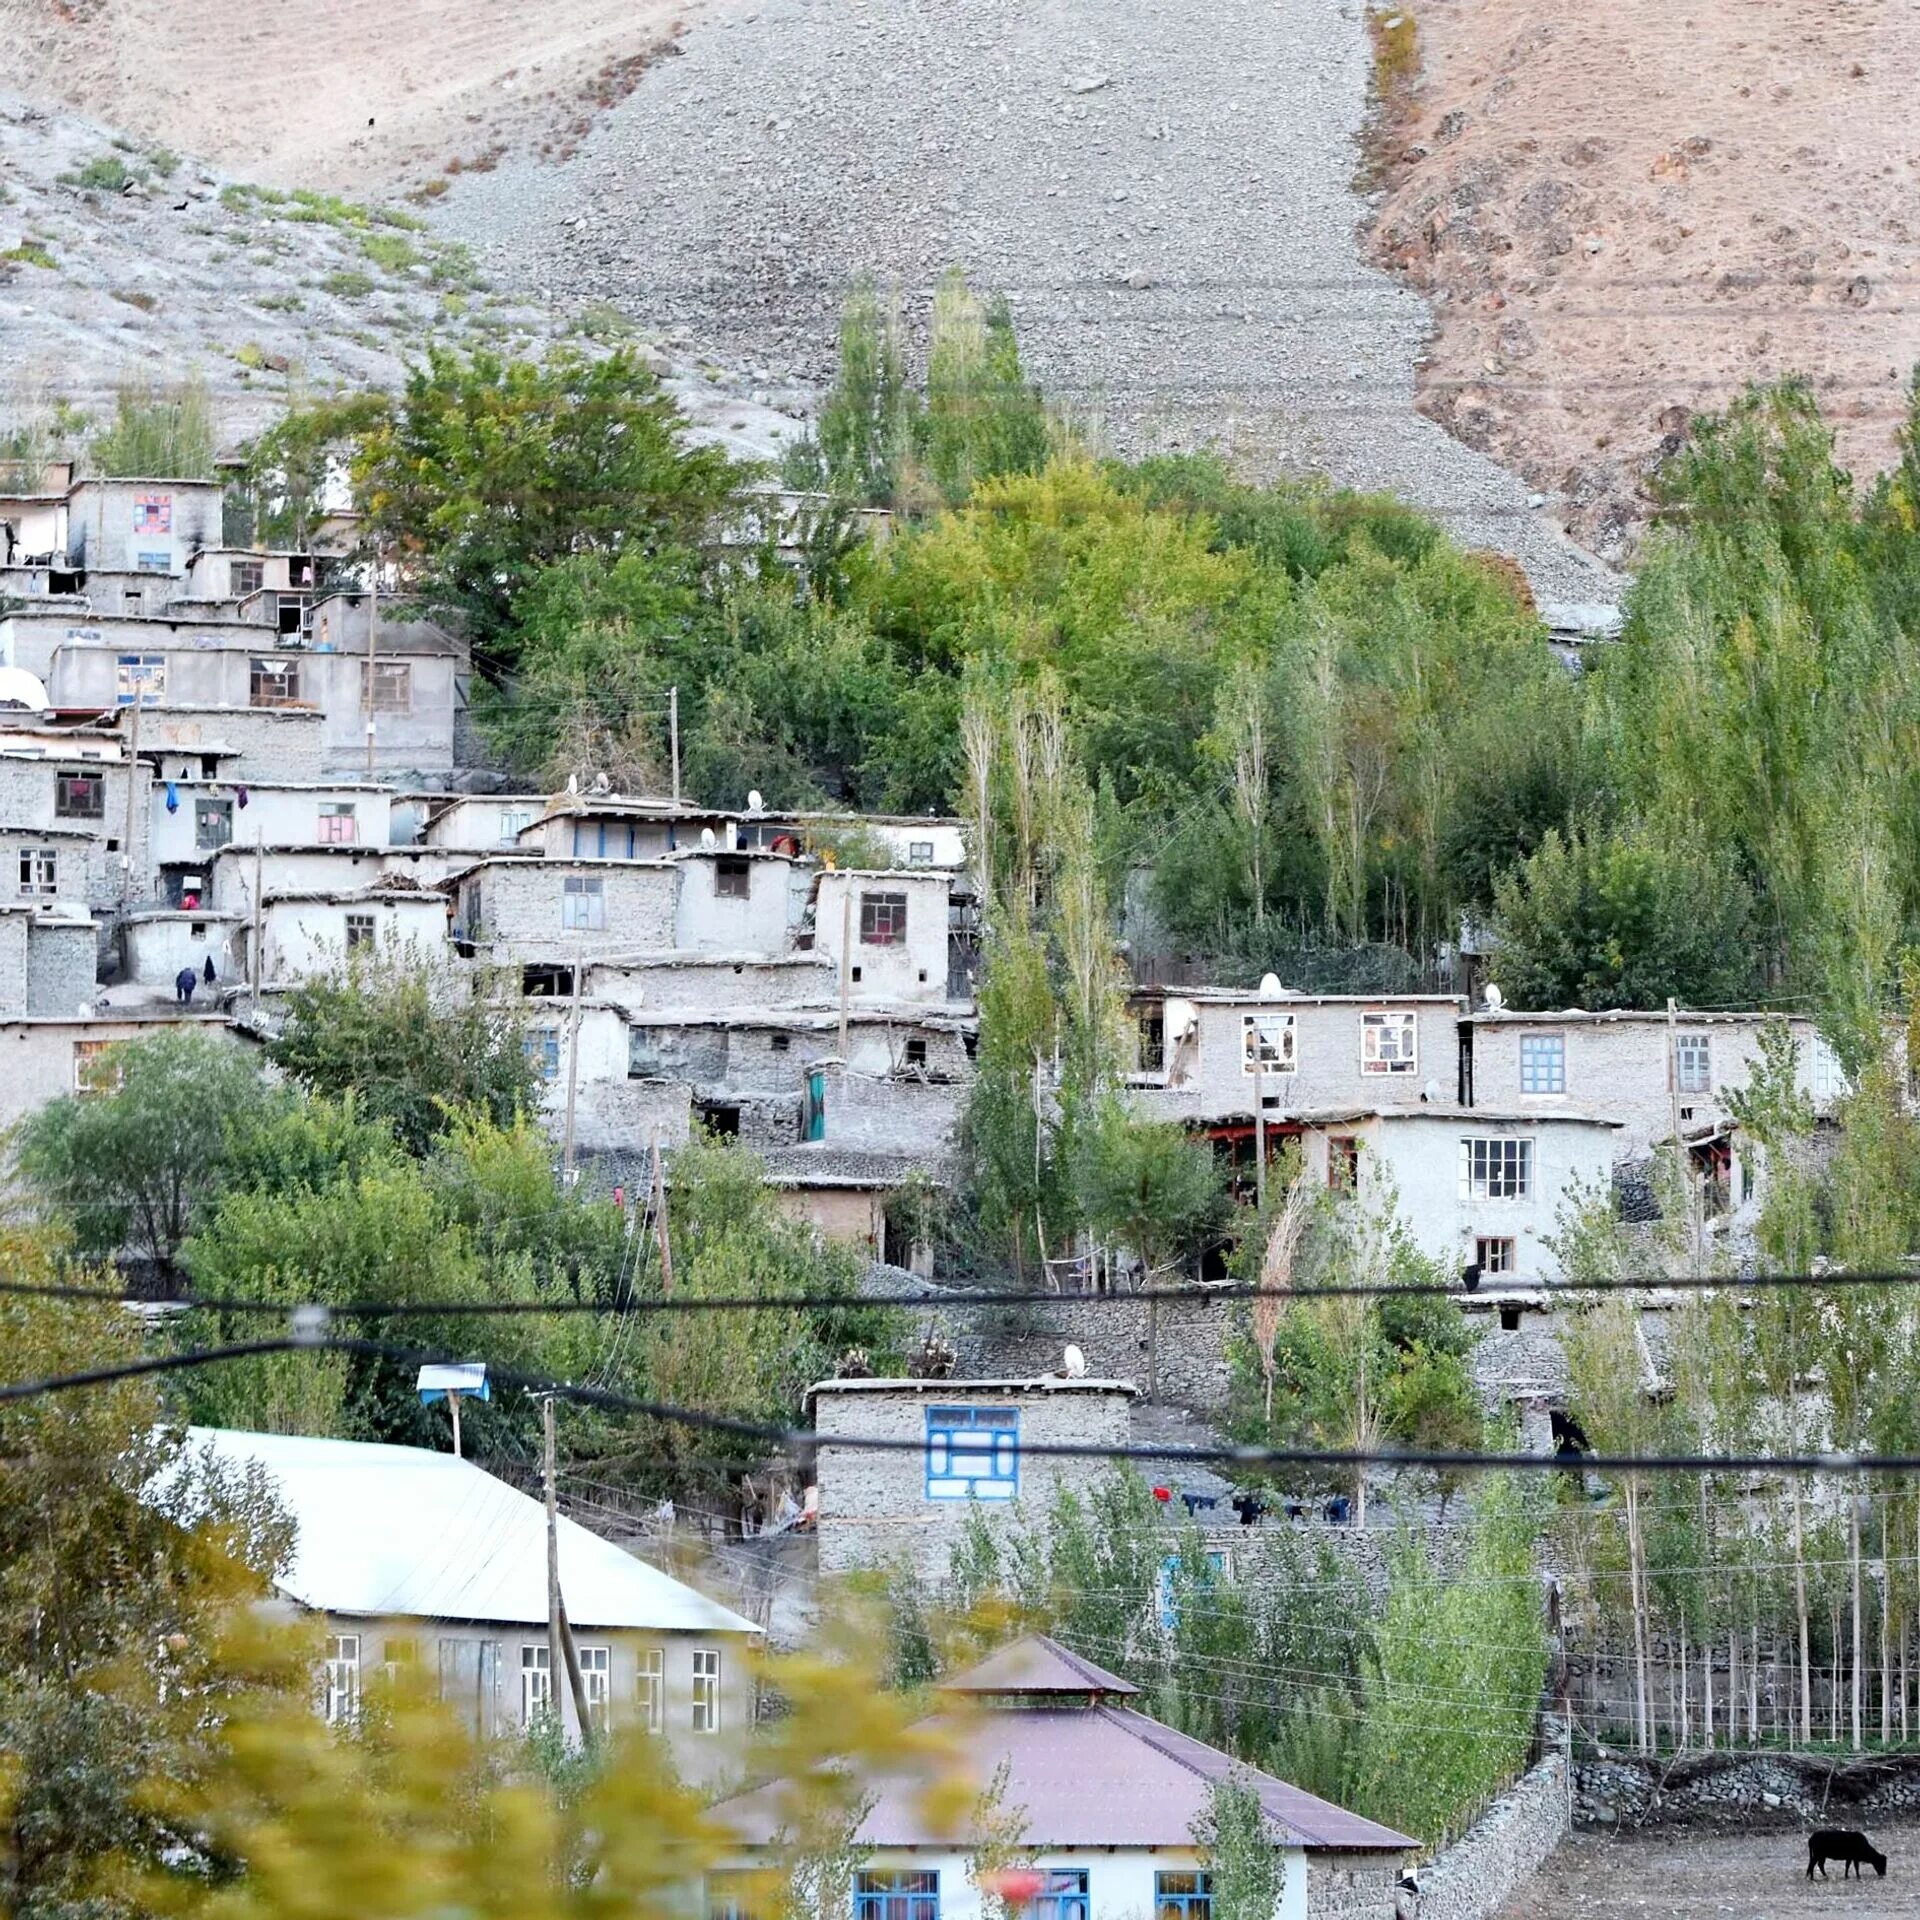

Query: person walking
left=202, top=954, right=216, bottom=987
left=174, top=965, right=198, bottom=1006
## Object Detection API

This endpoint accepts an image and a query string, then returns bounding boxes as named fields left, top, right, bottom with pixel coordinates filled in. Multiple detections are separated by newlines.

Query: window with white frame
left=1461, top=1137, right=1532, bottom=1200
left=249, top=656, right=302, bottom=708
left=498, top=808, right=532, bottom=845
left=908, top=840, right=935, bottom=867
left=1475, top=1236, right=1516, bottom=1276
left=579, top=1644, right=611, bottom=1732
left=1675, top=1032, right=1711, bottom=1095
left=230, top=559, right=264, bottom=597
left=691, top=1648, right=721, bottom=1733
left=317, top=802, right=358, bottom=845
left=1241, top=1011, right=1297, bottom=1075
left=17, top=847, right=57, bottom=897
left=325, top=1633, right=361, bottom=1725
left=636, top=1646, right=664, bottom=1732
left=1519, top=1033, right=1566, bottom=1095
left=520, top=1643, right=553, bottom=1723
left=925, top=1405, right=1019, bottom=1501
left=1361, top=1009, right=1418, bottom=1075
left=562, top=875, right=605, bottom=930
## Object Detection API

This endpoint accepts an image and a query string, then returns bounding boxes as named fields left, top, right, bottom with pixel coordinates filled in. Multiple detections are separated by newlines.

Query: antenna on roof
left=1258, top=972, right=1283, bottom=1000
left=700, top=826, right=717, bottom=849
left=747, top=789, right=764, bottom=812
left=1484, top=982, right=1504, bottom=1011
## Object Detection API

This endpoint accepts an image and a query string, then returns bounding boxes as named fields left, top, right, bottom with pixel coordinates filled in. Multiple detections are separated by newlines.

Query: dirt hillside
left=0, top=0, right=696, bottom=192
left=1371, top=0, right=1920, bottom=560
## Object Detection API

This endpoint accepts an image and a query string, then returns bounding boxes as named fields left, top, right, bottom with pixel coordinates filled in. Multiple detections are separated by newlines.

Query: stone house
left=760, top=1143, right=944, bottom=1264
left=207, top=844, right=458, bottom=917
left=0, top=1012, right=243, bottom=1131
left=122, top=908, right=242, bottom=990
left=181, top=1428, right=760, bottom=1784
left=741, top=810, right=970, bottom=871
left=0, top=457, right=72, bottom=564
left=251, top=886, right=449, bottom=986
left=670, top=848, right=806, bottom=954
left=0, top=905, right=101, bottom=1016
left=451, top=857, right=680, bottom=968
left=516, top=795, right=741, bottom=862
left=0, top=743, right=149, bottom=911
left=148, top=780, right=395, bottom=873
left=709, top=1635, right=1412, bottom=1920
left=809, top=1376, right=1137, bottom=1580
left=63, top=476, right=224, bottom=575
left=589, top=951, right=837, bottom=1013
left=811, top=869, right=960, bottom=1007
left=128, top=704, right=330, bottom=784
left=419, top=793, right=550, bottom=856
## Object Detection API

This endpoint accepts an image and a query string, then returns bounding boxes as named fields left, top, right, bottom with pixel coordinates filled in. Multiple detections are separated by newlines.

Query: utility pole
left=837, top=885, right=852, bottom=1057
left=1253, top=1045, right=1268, bottom=1209
left=542, top=1396, right=594, bottom=1745
left=560, top=965, right=584, bottom=1181
left=119, top=694, right=142, bottom=905
left=364, top=545, right=381, bottom=781
left=249, top=825, right=265, bottom=999
left=447, top=1388, right=463, bottom=1458
left=649, top=1126, right=674, bottom=1295
left=668, top=686, right=681, bottom=804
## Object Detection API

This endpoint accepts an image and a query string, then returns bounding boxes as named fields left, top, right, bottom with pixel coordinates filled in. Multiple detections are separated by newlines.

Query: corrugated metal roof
left=185, top=1428, right=759, bottom=1636
left=936, top=1633, right=1137, bottom=1698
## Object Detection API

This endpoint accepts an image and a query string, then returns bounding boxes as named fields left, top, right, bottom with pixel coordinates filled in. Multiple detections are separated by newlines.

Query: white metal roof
left=186, top=1427, right=760, bottom=1636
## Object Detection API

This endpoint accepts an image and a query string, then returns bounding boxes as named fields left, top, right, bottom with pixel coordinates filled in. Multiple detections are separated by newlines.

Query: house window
left=18, top=848, right=57, bottom=897
left=579, top=1644, right=611, bottom=1733
left=1476, top=1236, right=1516, bottom=1277
left=55, top=770, right=105, bottom=819
left=136, top=550, right=173, bottom=573
left=249, top=656, right=302, bottom=708
left=1676, top=1032, right=1711, bottom=1095
left=133, top=492, right=172, bottom=533
left=325, top=1633, right=361, bottom=1725
left=715, top=855, right=751, bottom=899
left=908, top=840, right=935, bottom=867
left=436, top=1638, right=503, bottom=1738
left=344, top=912, right=376, bottom=951
left=859, top=890, right=907, bottom=945
left=1155, top=1872, right=1212, bottom=1920
left=1137, top=1004, right=1166, bottom=1074
left=562, top=876, right=605, bottom=931
left=855, top=1871, right=939, bottom=1920
left=770, top=1033, right=790, bottom=1054
left=904, top=1037, right=928, bottom=1069
left=526, top=1028, right=561, bottom=1083
left=381, top=1635, right=419, bottom=1682
left=115, top=652, right=166, bottom=706
left=1462, top=1137, right=1532, bottom=1201
left=520, top=1644, right=553, bottom=1723
left=1030, top=1872, right=1090, bottom=1920
left=709, top=1874, right=765, bottom=1920
left=636, top=1646, right=664, bottom=1733
left=499, top=809, right=532, bottom=844
left=1362, top=1009, right=1418, bottom=1075
left=230, top=559, right=264, bottom=596
left=1519, top=1034, right=1566, bottom=1095
left=1328, top=1135, right=1360, bottom=1192
left=195, top=797, right=233, bottom=849
left=1241, top=1012, right=1296, bottom=1076
left=691, top=1648, right=721, bottom=1733
left=317, top=802, right=358, bottom=845
left=73, top=1040, right=122, bottom=1096
left=925, top=1405, right=1019, bottom=1502
left=1157, top=1550, right=1229, bottom=1631
left=362, top=660, right=413, bottom=714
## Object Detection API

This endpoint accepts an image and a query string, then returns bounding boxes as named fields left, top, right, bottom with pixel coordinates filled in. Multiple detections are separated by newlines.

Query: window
left=115, top=652, right=166, bottom=706
left=770, top=1033, right=790, bottom=1054
left=317, top=802, right=358, bottom=845
left=1675, top=1032, right=1711, bottom=1095
left=1475, top=1236, right=1516, bottom=1277
left=1155, top=1872, right=1212, bottom=1920
left=1362, top=1009, right=1418, bottom=1075
left=908, top=840, right=935, bottom=867
left=859, top=890, right=907, bottom=946
left=230, top=558, right=264, bottom=596
left=249, top=656, right=302, bottom=708
left=925, top=1405, right=1019, bottom=1502
left=1137, top=1004, right=1166, bottom=1074
left=1461, top=1137, right=1532, bottom=1201
left=714, top=855, right=751, bottom=899
left=691, top=1648, right=721, bottom=1733
left=437, top=1638, right=503, bottom=1737
left=73, top=1040, right=122, bottom=1096
left=855, top=1871, right=939, bottom=1920
left=498, top=808, right=532, bottom=844
left=381, top=1635, right=419, bottom=1682
left=904, top=1037, right=928, bottom=1069
left=562, top=875, right=605, bottom=931
left=1157, top=1549, right=1228, bottom=1631
left=1328, top=1135, right=1360, bottom=1192
left=195, top=797, right=233, bottom=849
left=1519, top=1034, right=1566, bottom=1095
left=344, top=912, right=376, bottom=951
left=18, top=848, right=57, bottom=897
left=709, top=1872, right=763, bottom=1920
left=133, top=492, right=172, bottom=533
left=1030, top=1872, right=1089, bottom=1920
left=525, top=1028, right=561, bottom=1083
left=136, top=550, right=172, bottom=573
left=520, top=1643, right=553, bottom=1723
left=579, top=1644, right=611, bottom=1733
left=325, top=1633, right=360, bottom=1725
left=55, top=770, right=105, bottom=819
left=1241, top=1012, right=1296, bottom=1076
left=636, top=1646, right=664, bottom=1732
left=362, top=660, right=413, bottom=714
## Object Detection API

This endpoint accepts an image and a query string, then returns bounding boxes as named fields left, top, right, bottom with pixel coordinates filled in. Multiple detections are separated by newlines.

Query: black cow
left=1808, top=1829, right=1887, bottom=1879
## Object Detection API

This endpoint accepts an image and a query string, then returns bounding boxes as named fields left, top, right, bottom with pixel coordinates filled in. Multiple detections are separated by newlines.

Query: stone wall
left=27, top=920, right=99, bottom=1014
left=1302, top=1851, right=1404, bottom=1920
left=1414, top=1755, right=1569, bottom=1920
left=1573, top=1749, right=1920, bottom=1829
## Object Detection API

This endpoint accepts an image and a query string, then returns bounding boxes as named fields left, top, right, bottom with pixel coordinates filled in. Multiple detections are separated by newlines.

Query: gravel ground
left=440, top=0, right=1620, bottom=611
left=1494, top=1824, right=1920, bottom=1920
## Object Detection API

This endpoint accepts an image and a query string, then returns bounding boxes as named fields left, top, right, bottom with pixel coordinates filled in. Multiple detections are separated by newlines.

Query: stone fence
left=1574, top=1748, right=1920, bottom=1828
left=1415, top=1753, right=1570, bottom=1920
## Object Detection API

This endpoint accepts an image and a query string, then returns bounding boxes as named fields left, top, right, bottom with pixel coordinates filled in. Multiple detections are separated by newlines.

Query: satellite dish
left=1062, top=1344, right=1087, bottom=1379
left=566, top=774, right=579, bottom=795
left=1483, top=982, right=1504, bottom=1011
left=1258, top=972, right=1283, bottom=1000
left=1423, top=1077, right=1442, bottom=1104
left=747, top=789, right=764, bottom=812
left=700, top=826, right=717, bottom=849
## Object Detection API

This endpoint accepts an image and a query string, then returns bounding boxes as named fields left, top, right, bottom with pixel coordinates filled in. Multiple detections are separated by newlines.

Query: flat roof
left=810, top=1376, right=1138, bottom=1398
left=1466, top=1006, right=1800, bottom=1027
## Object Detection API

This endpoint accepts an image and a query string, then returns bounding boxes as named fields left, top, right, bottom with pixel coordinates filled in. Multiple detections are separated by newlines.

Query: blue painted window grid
left=1519, top=1034, right=1565, bottom=1094
left=1031, top=1872, right=1089, bottom=1920
left=1155, top=1871, right=1213, bottom=1920
left=924, top=1406, right=1019, bottom=1502
left=855, top=1870, right=939, bottom=1920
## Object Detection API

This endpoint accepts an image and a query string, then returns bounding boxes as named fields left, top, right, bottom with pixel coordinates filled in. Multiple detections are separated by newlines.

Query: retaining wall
left=1416, top=1754, right=1569, bottom=1920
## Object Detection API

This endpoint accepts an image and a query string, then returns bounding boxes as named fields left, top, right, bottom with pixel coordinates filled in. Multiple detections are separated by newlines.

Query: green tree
left=88, top=377, right=216, bottom=478
left=1191, top=1774, right=1284, bottom=1920
left=1077, top=1099, right=1227, bottom=1284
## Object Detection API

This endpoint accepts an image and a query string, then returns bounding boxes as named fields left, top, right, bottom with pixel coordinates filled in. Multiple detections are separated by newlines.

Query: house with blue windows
left=807, top=1376, right=1137, bottom=1580
left=707, top=1635, right=1412, bottom=1920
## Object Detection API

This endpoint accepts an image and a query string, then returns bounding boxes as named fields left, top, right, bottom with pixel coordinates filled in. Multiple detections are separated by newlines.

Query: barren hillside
left=1372, top=0, right=1920, bottom=559
left=0, top=0, right=696, bottom=192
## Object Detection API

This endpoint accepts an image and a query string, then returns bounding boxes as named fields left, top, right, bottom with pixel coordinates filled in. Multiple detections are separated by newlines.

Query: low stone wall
left=1575, top=1749, right=1920, bottom=1828
left=1414, top=1754, right=1569, bottom=1920
left=1302, top=1850, right=1403, bottom=1920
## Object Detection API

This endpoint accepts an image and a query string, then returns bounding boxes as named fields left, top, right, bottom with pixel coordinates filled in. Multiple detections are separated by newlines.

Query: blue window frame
left=855, top=1870, right=939, bottom=1920
left=924, top=1406, right=1019, bottom=1502
left=1031, top=1871, right=1089, bottom=1920
left=524, top=1028, right=560, bottom=1082
left=1519, top=1033, right=1565, bottom=1094
left=1157, top=1549, right=1229, bottom=1630
left=1155, top=1872, right=1212, bottom=1920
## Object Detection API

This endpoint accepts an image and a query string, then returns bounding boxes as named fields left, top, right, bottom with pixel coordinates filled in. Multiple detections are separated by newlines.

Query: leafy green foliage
left=88, top=377, right=216, bottom=478
left=1192, top=1774, right=1285, bottom=1920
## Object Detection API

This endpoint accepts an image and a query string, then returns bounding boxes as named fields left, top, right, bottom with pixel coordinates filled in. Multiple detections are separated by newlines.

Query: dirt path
left=1494, top=1824, right=1920, bottom=1919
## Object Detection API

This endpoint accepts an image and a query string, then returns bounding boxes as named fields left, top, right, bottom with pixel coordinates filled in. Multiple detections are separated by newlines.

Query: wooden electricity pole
left=560, top=966, right=584, bottom=1180
left=542, top=1396, right=594, bottom=1744
left=668, top=686, right=681, bottom=803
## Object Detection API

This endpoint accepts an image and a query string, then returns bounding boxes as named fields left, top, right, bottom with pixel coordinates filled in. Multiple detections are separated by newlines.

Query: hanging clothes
left=236, top=784, right=249, bottom=808
left=164, top=781, right=179, bottom=813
